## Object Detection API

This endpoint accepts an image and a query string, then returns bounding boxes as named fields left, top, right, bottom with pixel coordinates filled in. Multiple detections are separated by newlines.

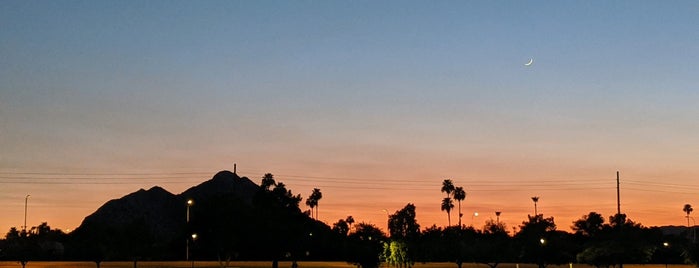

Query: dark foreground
left=0, top=262, right=693, bottom=268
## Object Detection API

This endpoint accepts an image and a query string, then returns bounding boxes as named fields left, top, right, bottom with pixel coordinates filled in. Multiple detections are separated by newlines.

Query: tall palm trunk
left=447, top=210, right=451, bottom=226
left=457, top=200, right=462, bottom=228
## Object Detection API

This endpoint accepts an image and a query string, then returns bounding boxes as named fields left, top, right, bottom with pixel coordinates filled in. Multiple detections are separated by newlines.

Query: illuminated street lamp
left=663, top=242, right=670, bottom=268
left=186, top=199, right=193, bottom=261
left=472, top=212, right=479, bottom=226
left=187, top=199, right=193, bottom=222
left=190, top=233, right=198, bottom=268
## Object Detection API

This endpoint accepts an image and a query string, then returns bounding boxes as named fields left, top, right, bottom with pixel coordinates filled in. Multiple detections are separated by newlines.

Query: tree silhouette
left=346, top=223, right=386, bottom=268
left=311, top=188, right=322, bottom=220
left=387, top=203, right=420, bottom=241
left=684, top=204, right=693, bottom=228
left=333, top=219, right=350, bottom=237
left=441, top=179, right=455, bottom=198
left=305, top=194, right=317, bottom=220
left=261, top=173, right=276, bottom=191
left=572, top=212, right=605, bottom=237
left=441, top=197, right=454, bottom=227
left=453, top=187, right=466, bottom=228
left=346, top=216, right=355, bottom=233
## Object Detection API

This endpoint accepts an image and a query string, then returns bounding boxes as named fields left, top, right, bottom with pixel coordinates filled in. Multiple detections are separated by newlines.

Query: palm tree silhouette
left=453, top=187, right=466, bottom=228
left=495, top=211, right=502, bottom=224
left=305, top=188, right=322, bottom=220
left=441, top=197, right=454, bottom=226
left=261, top=173, right=276, bottom=191
left=441, top=179, right=455, bottom=198
left=311, top=188, right=322, bottom=220
left=346, top=215, right=355, bottom=233
left=305, top=195, right=317, bottom=219
left=531, top=196, right=539, bottom=216
left=684, top=204, right=693, bottom=227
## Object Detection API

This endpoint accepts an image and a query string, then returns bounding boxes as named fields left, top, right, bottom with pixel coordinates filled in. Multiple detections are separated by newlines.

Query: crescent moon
left=524, top=58, right=533, bottom=66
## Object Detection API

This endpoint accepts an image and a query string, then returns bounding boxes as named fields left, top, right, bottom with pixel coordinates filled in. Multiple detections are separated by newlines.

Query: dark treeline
left=1, top=172, right=699, bottom=268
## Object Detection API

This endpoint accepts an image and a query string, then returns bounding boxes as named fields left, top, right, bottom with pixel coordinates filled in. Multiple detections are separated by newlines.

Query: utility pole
left=24, top=195, right=30, bottom=232
left=616, top=171, right=620, bottom=216
left=233, top=163, right=237, bottom=174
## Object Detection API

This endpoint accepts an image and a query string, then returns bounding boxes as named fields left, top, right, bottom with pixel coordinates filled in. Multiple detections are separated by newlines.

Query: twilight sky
left=2, top=1, right=699, bottom=234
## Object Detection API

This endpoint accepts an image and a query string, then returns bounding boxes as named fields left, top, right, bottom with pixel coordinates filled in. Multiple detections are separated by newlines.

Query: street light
left=186, top=199, right=193, bottom=261
left=663, top=242, right=670, bottom=268
left=191, top=233, right=198, bottom=268
left=24, top=195, right=30, bottom=232
left=382, top=209, right=390, bottom=233
left=472, top=212, right=479, bottom=226
left=187, top=199, right=193, bottom=222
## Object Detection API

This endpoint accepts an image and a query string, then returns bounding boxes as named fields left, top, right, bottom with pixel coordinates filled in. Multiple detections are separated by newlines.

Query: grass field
left=0, top=262, right=694, bottom=268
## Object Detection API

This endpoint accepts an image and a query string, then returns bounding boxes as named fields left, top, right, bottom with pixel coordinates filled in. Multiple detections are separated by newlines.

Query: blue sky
left=1, top=1, right=698, bottom=231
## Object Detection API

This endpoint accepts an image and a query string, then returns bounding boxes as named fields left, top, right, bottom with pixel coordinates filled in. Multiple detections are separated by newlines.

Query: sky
left=1, top=1, right=699, bottom=234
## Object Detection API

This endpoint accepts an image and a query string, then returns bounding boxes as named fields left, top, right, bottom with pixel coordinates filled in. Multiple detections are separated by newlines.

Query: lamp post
left=472, top=212, right=479, bottom=227
left=24, top=195, right=30, bottom=232
left=186, top=199, right=193, bottom=261
left=382, top=209, right=390, bottom=234
left=191, top=233, right=198, bottom=268
left=663, top=242, right=669, bottom=268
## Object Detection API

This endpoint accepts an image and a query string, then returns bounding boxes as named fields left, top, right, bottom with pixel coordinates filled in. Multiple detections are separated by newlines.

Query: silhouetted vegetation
left=2, top=170, right=699, bottom=268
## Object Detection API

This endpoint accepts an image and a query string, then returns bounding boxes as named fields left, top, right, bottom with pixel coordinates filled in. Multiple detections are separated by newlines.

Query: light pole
left=190, top=233, right=197, bottom=268
left=663, top=242, right=669, bottom=268
left=472, top=212, right=479, bottom=227
left=382, top=209, right=390, bottom=234
left=186, top=199, right=193, bottom=261
left=24, top=195, right=30, bottom=232
left=495, top=211, right=502, bottom=224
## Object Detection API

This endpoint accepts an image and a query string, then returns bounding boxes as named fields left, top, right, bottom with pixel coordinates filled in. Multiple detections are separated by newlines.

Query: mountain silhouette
left=75, top=186, right=181, bottom=242
left=74, top=170, right=259, bottom=238
left=180, top=170, right=259, bottom=205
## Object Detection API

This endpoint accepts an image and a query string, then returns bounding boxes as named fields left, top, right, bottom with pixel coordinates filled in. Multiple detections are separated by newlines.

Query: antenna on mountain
left=234, top=163, right=237, bottom=174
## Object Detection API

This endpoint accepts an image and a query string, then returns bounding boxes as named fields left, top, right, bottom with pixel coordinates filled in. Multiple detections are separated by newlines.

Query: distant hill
left=70, top=170, right=264, bottom=259
left=68, top=170, right=336, bottom=261
left=75, top=186, right=181, bottom=242
left=657, top=225, right=698, bottom=236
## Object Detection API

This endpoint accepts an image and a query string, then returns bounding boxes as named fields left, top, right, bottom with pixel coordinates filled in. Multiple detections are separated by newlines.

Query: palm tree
left=495, top=211, right=502, bottom=223
left=441, top=179, right=455, bottom=198
left=346, top=215, right=355, bottom=233
left=311, top=188, right=322, bottom=220
left=684, top=204, right=693, bottom=227
left=261, top=173, right=276, bottom=191
left=441, top=197, right=454, bottom=226
left=453, top=187, right=466, bottom=228
left=305, top=195, right=317, bottom=219
left=531, top=196, right=539, bottom=216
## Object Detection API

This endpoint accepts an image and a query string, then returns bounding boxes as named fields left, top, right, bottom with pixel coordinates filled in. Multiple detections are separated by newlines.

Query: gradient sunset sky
left=2, top=1, right=699, bottom=234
